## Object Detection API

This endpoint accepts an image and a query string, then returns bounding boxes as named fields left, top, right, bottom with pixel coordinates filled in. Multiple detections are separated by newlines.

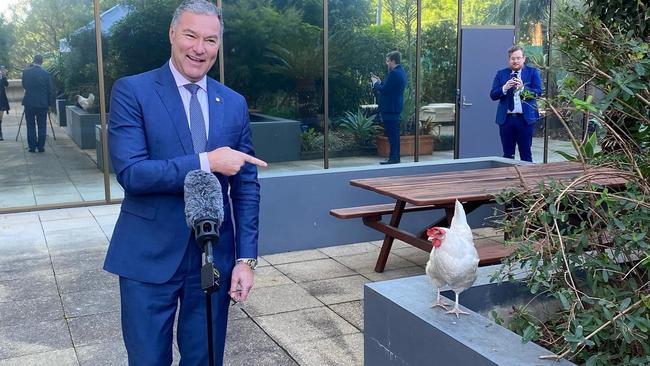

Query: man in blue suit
left=490, top=45, right=542, bottom=162
left=104, top=1, right=267, bottom=364
left=372, top=51, right=407, bottom=164
left=21, top=54, right=53, bottom=153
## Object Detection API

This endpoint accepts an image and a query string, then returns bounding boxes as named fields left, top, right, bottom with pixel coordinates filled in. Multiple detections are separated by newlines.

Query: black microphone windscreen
left=184, top=170, right=224, bottom=229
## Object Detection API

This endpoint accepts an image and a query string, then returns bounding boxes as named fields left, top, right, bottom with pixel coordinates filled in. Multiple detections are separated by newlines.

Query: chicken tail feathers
left=450, top=200, right=473, bottom=241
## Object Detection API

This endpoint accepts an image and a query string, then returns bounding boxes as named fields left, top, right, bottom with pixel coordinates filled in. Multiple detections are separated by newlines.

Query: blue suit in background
left=490, top=65, right=542, bottom=162
left=373, top=63, right=407, bottom=162
left=105, top=62, right=260, bottom=365
left=21, top=62, right=53, bottom=152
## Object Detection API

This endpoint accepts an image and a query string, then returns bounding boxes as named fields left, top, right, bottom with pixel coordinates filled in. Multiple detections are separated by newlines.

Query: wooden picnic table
left=332, top=161, right=627, bottom=272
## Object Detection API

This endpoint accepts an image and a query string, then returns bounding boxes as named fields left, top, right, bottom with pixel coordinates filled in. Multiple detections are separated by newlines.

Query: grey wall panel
left=257, top=157, right=516, bottom=255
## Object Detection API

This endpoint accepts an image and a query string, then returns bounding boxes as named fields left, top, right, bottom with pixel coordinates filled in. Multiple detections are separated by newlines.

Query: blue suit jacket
left=21, top=65, right=53, bottom=109
left=373, top=64, right=407, bottom=121
left=490, top=65, right=542, bottom=125
left=104, top=63, right=260, bottom=284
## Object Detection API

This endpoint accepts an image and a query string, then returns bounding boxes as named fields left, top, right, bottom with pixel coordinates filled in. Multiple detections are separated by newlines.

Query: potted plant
left=375, top=87, right=437, bottom=157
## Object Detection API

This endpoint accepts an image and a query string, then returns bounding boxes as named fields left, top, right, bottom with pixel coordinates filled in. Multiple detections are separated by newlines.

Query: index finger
left=241, top=153, right=268, bottom=168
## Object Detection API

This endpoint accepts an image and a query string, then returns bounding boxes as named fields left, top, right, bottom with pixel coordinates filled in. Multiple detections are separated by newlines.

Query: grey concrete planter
left=65, top=105, right=99, bottom=149
left=364, top=268, right=576, bottom=366
left=95, top=124, right=113, bottom=173
left=56, top=99, right=67, bottom=126
left=249, top=112, right=300, bottom=163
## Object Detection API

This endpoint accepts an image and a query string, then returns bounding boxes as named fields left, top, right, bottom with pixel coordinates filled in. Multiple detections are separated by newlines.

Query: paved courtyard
left=0, top=203, right=503, bottom=365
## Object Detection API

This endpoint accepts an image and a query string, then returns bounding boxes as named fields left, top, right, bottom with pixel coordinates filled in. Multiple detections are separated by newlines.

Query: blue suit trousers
left=119, top=240, right=230, bottom=366
left=383, top=118, right=400, bottom=160
left=499, top=114, right=535, bottom=162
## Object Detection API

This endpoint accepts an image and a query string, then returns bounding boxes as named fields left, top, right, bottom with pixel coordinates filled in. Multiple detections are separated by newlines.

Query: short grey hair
left=171, top=0, right=223, bottom=32
left=507, top=45, right=525, bottom=56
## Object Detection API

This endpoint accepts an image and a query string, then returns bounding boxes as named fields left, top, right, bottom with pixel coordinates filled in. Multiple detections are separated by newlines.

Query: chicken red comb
left=426, top=227, right=445, bottom=237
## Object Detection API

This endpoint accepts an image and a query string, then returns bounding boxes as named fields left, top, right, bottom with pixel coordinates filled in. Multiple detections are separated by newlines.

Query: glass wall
left=419, top=0, right=460, bottom=161
left=222, top=0, right=323, bottom=171
left=0, top=0, right=557, bottom=213
left=0, top=0, right=108, bottom=210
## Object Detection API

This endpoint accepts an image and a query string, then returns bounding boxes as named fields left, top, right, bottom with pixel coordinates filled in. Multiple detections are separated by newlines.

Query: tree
left=0, top=16, right=15, bottom=73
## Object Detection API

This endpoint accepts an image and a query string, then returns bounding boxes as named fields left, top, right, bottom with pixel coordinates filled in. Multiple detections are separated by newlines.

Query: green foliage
left=61, top=29, right=107, bottom=109
left=300, top=127, right=321, bottom=152
left=338, top=109, right=380, bottom=146
left=420, top=20, right=456, bottom=103
left=0, top=16, right=15, bottom=73
left=491, top=2, right=650, bottom=363
left=106, top=0, right=178, bottom=90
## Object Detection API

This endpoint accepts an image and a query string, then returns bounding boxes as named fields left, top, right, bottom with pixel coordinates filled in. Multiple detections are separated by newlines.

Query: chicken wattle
left=425, top=200, right=479, bottom=317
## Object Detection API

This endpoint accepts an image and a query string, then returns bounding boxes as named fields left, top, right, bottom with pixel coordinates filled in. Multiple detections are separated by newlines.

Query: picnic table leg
left=374, top=200, right=406, bottom=273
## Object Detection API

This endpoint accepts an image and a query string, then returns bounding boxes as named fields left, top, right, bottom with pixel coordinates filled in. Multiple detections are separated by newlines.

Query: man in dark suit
left=490, top=45, right=542, bottom=162
left=372, top=51, right=407, bottom=164
left=104, top=1, right=266, bottom=364
left=21, top=54, right=53, bottom=153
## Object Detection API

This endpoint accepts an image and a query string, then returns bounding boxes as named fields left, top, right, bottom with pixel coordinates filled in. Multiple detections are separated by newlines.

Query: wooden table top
left=350, top=161, right=627, bottom=206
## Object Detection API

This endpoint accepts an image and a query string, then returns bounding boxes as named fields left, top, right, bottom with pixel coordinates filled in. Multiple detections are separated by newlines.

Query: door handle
left=461, top=96, right=473, bottom=108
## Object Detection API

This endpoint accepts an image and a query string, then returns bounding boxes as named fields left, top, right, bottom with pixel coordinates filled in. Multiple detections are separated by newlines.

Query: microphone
left=184, top=170, right=224, bottom=293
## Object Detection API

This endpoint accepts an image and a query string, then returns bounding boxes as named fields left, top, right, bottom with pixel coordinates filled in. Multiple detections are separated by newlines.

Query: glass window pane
left=0, top=0, right=108, bottom=210
left=224, top=0, right=323, bottom=173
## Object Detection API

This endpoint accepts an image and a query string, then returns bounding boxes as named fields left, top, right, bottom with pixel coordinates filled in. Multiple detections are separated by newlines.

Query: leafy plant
left=300, top=127, right=321, bottom=152
left=338, top=109, right=380, bottom=146
left=490, top=1, right=650, bottom=364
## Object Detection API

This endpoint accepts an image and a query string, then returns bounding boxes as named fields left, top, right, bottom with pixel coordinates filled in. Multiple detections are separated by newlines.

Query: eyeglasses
left=509, top=57, right=524, bottom=61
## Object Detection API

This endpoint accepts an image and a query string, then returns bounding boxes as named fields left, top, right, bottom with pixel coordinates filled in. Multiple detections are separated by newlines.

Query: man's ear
left=169, top=27, right=174, bottom=44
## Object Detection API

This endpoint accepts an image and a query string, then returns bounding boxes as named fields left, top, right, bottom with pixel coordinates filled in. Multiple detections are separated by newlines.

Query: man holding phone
left=371, top=51, right=407, bottom=164
left=490, top=45, right=542, bottom=162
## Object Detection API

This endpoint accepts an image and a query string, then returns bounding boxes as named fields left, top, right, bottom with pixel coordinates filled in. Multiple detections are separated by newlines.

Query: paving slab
left=299, top=275, right=368, bottom=305
left=75, top=341, right=127, bottom=366
left=361, top=265, right=424, bottom=282
left=68, top=311, right=122, bottom=348
left=0, top=255, right=53, bottom=281
left=333, top=251, right=414, bottom=274
left=0, top=273, right=58, bottom=302
left=0, top=319, right=72, bottom=359
left=56, top=269, right=118, bottom=294
left=0, top=295, right=64, bottom=327
left=253, top=265, right=294, bottom=289
left=391, top=246, right=430, bottom=267
left=275, top=258, right=355, bottom=283
left=317, top=242, right=379, bottom=258
left=285, top=333, right=364, bottom=366
left=50, top=248, right=107, bottom=275
left=224, top=317, right=297, bottom=366
left=254, top=307, right=358, bottom=347
left=38, top=207, right=92, bottom=222
left=328, top=300, right=364, bottom=331
left=262, top=249, right=328, bottom=265
left=0, top=348, right=78, bottom=366
left=60, top=288, right=120, bottom=318
left=242, top=283, right=322, bottom=317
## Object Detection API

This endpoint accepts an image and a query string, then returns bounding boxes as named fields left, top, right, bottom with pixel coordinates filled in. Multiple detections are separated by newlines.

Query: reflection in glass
left=0, top=0, right=110, bottom=210
left=419, top=0, right=459, bottom=161
left=222, top=1, right=323, bottom=172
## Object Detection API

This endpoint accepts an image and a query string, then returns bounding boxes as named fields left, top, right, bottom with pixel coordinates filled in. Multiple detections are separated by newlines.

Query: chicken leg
left=430, top=288, right=449, bottom=310
left=446, top=291, right=469, bottom=318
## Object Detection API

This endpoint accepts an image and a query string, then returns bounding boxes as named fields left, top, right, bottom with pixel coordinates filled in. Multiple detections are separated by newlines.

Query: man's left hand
left=229, top=262, right=254, bottom=302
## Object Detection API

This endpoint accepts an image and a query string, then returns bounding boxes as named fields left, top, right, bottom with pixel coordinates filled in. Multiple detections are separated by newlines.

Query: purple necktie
left=184, top=83, right=207, bottom=153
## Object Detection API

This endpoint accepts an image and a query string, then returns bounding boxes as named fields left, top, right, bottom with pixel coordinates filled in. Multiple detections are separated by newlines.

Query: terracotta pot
left=376, top=135, right=435, bottom=157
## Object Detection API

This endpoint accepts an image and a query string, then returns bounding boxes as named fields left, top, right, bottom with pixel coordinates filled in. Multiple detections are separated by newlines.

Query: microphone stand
left=194, top=219, right=221, bottom=366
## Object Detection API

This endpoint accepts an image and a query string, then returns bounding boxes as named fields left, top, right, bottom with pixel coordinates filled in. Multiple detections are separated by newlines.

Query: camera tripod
left=14, top=110, right=57, bottom=141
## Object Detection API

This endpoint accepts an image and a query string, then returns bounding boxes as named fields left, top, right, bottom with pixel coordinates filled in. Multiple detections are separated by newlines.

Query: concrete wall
left=6, top=79, right=23, bottom=103
left=257, top=157, right=518, bottom=255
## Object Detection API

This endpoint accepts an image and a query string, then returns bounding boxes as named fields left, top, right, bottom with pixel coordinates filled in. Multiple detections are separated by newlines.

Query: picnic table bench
left=330, top=161, right=627, bottom=272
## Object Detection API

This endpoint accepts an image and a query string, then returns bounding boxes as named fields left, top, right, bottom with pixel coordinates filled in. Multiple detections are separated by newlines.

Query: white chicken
left=425, top=200, right=479, bottom=317
left=76, top=93, right=95, bottom=111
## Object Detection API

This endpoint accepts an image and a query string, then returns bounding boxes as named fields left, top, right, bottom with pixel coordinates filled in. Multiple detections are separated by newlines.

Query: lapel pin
left=215, top=97, right=221, bottom=103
